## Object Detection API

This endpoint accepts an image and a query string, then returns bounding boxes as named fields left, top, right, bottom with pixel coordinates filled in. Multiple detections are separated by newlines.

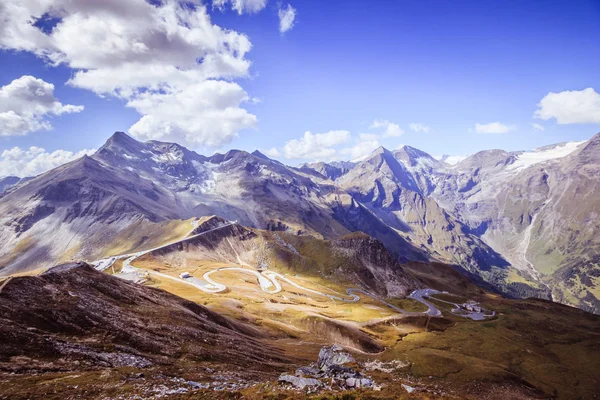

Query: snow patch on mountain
left=434, top=155, right=468, bottom=165
left=507, top=141, right=586, bottom=171
left=351, top=154, right=371, bottom=163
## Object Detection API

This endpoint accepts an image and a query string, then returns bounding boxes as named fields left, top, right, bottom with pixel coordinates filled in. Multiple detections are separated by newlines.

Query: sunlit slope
left=101, top=217, right=600, bottom=399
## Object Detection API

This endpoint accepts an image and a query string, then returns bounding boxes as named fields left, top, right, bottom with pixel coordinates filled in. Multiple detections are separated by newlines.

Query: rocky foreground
left=0, top=264, right=289, bottom=377
left=1, top=261, right=600, bottom=399
left=278, top=345, right=376, bottom=392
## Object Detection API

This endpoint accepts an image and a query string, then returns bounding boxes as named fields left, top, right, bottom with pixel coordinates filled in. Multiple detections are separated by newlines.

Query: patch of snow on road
left=507, top=141, right=585, bottom=171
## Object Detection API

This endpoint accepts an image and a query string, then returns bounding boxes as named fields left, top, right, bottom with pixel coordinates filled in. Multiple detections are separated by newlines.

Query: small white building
left=179, top=272, right=191, bottom=279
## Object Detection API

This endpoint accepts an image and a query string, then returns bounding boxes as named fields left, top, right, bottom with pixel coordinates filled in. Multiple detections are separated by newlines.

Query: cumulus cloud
left=128, top=80, right=256, bottom=147
left=473, top=122, right=513, bottom=134
left=339, top=140, right=380, bottom=162
left=532, top=123, right=545, bottom=131
left=0, top=146, right=94, bottom=177
left=278, top=4, right=296, bottom=33
left=370, top=119, right=404, bottom=137
left=213, top=0, right=267, bottom=14
left=534, top=88, right=600, bottom=124
left=409, top=123, right=430, bottom=133
left=0, top=75, right=83, bottom=136
left=283, top=130, right=350, bottom=160
left=0, top=0, right=257, bottom=148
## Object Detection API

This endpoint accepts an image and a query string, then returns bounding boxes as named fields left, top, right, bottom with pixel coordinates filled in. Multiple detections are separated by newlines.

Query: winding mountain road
left=91, top=219, right=465, bottom=318
left=92, top=220, right=232, bottom=274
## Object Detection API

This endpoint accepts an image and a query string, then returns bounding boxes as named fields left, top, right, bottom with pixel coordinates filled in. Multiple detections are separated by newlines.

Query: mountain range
left=1, top=131, right=598, bottom=314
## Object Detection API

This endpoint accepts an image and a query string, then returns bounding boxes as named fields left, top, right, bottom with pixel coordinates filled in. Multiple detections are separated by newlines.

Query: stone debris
left=402, top=383, right=416, bottom=393
left=111, top=375, right=258, bottom=399
left=278, top=344, right=376, bottom=392
left=363, top=359, right=410, bottom=373
left=278, top=374, right=322, bottom=390
left=52, top=341, right=152, bottom=368
left=187, top=381, right=209, bottom=389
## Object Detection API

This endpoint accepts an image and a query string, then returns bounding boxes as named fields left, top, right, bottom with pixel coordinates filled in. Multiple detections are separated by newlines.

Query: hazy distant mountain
left=0, top=131, right=598, bottom=313
left=0, top=176, right=22, bottom=194
left=430, top=136, right=600, bottom=312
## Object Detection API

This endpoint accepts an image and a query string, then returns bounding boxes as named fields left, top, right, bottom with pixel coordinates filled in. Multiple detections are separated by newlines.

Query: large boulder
left=317, top=344, right=354, bottom=370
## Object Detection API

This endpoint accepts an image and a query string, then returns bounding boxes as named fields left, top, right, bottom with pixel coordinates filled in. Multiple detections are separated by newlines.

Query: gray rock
left=326, top=364, right=355, bottom=376
left=295, top=366, right=320, bottom=377
left=402, top=383, right=416, bottom=393
left=187, top=381, right=208, bottom=389
left=317, top=344, right=354, bottom=370
left=278, top=374, right=322, bottom=390
left=360, top=378, right=374, bottom=387
left=345, top=377, right=356, bottom=387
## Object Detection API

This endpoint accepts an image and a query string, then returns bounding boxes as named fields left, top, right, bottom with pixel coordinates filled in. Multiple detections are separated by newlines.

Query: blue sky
left=1, top=0, right=599, bottom=175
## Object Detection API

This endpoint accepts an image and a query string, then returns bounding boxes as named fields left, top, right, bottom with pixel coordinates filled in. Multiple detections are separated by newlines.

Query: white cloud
left=534, top=88, right=600, bottom=124
left=0, top=75, right=83, bottom=136
left=0, top=0, right=256, bottom=148
left=473, top=122, right=513, bottom=134
left=532, top=123, right=545, bottom=131
left=339, top=140, right=380, bottom=162
left=409, top=123, right=430, bottom=133
left=128, top=80, right=256, bottom=148
left=370, top=119, right=404, bottom=137
left=213, top=0, right=267, bottom=14
left=283, top=130, right=350, bottom=160
left=0, top=146, right=94, bottom=177
left=261, top=147, right=281, bottom=157
left=278, top=4, right=296, bottom=33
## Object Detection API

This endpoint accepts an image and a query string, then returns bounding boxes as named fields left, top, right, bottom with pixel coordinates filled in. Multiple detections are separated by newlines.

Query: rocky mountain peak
left=457, top=148, right=516, bottom=172
left=300, top=161, right=345, bottom=180
left=370, top=145, right=390, bottom=157
left=99, top=131, right=144, bottom=153
left=251, top=150, right=271, bottom=161
left=576, top=132, right=600, bottom=163
left=393, top=145, right=442, bottom=169
left=206, top=149, right=257, bottom=166
left=362, top=146, right=413, bottom=178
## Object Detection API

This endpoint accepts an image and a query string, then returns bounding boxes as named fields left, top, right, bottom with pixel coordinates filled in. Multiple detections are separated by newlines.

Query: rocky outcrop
left=317, top=344, right=354, bottom=370
left=332, top=234, right=422, bottom=297
left=278, top=344, right=375, bottom=392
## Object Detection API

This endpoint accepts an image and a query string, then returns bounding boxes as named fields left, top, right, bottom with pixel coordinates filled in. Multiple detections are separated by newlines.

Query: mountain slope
left=0, top=263, right=287, bottom=369
left=429, top=134, right=599, bottom=312
left=336, top=146, right=511, bottom=277
left=0, top=131, right=598, bottom=314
